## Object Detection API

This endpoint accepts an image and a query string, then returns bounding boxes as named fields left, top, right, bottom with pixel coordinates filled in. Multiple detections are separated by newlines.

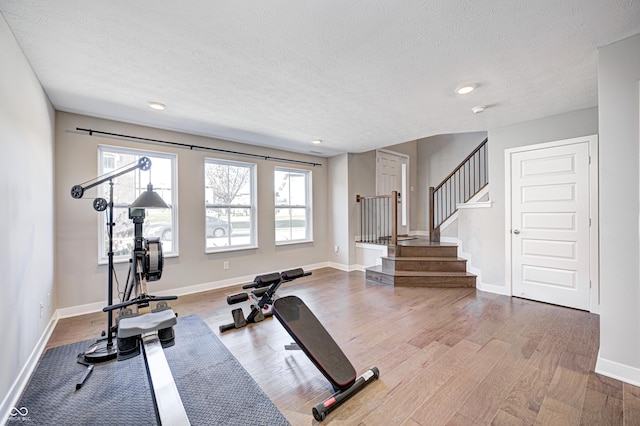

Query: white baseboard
left=56, top=300, right=111, bottom=319
left=155, top=261, right=331, bottom=297
left=0, top=312, right=59, bottom=423
left=476, top=281, right=510, bottom=296
left=441, top=237, right=509, bottom=296
left=595, top=350, right=640, bottom=387
left=328, top=262, right=361, bottom=272
left=57, top=262, right=332, bottom=319
left=55, top=275, right=265, bottom=319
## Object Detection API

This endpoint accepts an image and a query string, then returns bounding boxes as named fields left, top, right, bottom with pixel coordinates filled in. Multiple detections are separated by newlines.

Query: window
left=98, top=145, right=177, bottom=262
left=205, top=158, right=256, bottom=252
left=274, top=167, right=312, bottom=243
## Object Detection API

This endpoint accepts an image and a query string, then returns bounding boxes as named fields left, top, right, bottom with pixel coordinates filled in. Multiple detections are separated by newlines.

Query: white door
left=376, top=150, right=408, bottom=235
left=510, top=141, right=590, bottom=310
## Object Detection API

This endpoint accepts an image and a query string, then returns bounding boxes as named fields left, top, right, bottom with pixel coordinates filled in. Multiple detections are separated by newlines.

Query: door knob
left=513, top=229, right=520, bottom=234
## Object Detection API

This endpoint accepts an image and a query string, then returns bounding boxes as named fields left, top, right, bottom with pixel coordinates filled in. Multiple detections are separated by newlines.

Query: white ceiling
left=1, top=1, right=640, bottom=157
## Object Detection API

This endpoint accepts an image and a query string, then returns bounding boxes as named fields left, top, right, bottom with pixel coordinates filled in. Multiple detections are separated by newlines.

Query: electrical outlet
left=39, top=301, right=44, bottom=318
left=223, top=261, right=229, bottom=270
left=334, top=245, right=340, bottom=254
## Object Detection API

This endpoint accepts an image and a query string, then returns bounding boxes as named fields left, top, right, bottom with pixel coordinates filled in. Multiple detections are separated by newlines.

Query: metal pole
left=106, top=180, right=114, bottom=349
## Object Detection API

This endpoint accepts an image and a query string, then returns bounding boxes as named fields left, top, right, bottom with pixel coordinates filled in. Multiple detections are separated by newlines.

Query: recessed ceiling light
left=148, top=101, right=166, bottom=110
left=312, top=139, right=322, bottom=145
left=455, top=84, right=476, bottom=95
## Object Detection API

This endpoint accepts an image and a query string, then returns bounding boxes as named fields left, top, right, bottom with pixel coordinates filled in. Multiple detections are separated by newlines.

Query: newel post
left=429, top=186, right=440, bottom=242
left=391, top=191, right=398, bottom=246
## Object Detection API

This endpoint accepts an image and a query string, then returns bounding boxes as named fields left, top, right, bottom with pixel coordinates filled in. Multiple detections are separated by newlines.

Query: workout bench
left=273, top=295, right=379, bottom=421
left=219, top=268, right=379, bottom=421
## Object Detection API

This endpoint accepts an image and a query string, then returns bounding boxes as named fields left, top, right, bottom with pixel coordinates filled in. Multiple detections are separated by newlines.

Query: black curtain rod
left=75, top=127, right=323, bottom=167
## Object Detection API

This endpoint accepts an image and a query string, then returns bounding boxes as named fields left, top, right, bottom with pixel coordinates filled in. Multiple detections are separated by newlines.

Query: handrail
left=356, top=191, right=398, bottom=246
left=433, top=138, right=488, bottom=193
left=429, top=138, right=488, bottom=242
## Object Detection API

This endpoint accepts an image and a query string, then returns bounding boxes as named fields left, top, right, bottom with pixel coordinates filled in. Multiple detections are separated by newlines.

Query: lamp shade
left=130, top=183, right=169, bottom=209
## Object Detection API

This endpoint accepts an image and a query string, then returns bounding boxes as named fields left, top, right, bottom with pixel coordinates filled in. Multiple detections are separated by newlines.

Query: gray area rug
left=8, top=314, right=290, bottom=426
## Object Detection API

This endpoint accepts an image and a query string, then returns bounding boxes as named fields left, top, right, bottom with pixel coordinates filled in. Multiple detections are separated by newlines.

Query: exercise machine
left=70, top=159, right=188, bottom=425
left=219, top=268, right=310, bottom=333
left=220, top=268, right=379, bottom=421
left=109, top=207, right=178, bottom=361
left=103, top=206, right=188, bottom=425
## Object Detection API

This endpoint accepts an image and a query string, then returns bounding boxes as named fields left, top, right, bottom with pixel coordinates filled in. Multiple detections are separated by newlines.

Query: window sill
left=275, top=239, right=314, bottom=247
left=205, top=245, right=258, bottom=255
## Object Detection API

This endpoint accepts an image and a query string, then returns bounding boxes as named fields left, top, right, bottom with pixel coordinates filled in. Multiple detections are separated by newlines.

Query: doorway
left=376, top=150, right=409, bottom=236
left=505, top=135, right=598, bottom=312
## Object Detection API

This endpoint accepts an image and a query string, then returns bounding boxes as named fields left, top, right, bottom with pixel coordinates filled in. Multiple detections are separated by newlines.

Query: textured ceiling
left=1, top=1, right=640, bottom=156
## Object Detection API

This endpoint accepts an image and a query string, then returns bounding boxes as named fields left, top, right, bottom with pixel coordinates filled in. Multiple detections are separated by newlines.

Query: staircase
left=365, top=239, right=476, bottom=287
left=360, top=139, right=487, bottom=288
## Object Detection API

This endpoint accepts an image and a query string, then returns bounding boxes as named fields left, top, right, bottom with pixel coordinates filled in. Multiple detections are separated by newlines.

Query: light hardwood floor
left=47, top=267, right=640, bottom=425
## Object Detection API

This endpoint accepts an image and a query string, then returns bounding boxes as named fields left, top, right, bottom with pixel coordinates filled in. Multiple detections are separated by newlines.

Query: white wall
left=0, top=14, right=55, bottom=414
left=596, top=33, right=640, bottom=385
left=480, top=108, right=599, bottom=289
left=55, top=112, right=329, bottom=310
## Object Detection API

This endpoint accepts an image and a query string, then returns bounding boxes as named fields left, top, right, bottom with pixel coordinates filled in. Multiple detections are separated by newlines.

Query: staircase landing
left=365, top=238, right=476, bottom=288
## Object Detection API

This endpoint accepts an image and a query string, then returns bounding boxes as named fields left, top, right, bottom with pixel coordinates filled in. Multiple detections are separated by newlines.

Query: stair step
left=389, top=244, right=459, bottom=258
left=382, top=256, right=467, bottom=272
left=365, top=265, right=476, bottom=288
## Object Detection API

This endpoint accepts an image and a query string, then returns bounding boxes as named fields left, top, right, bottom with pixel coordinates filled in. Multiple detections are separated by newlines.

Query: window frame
left=204, top=157, right=258, bottom=253
left=97, top=145, right=178, bottom=264
left=274, top=167, right=313, bottom=245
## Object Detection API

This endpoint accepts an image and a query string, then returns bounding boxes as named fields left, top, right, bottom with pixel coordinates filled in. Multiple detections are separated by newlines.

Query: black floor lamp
left=71, top=156, right=168, bottom=363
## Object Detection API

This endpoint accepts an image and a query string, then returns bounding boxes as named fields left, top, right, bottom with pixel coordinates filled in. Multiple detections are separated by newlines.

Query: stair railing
left=356, top=191, right=398, bottom=246
left=429, top=138, right=488, bottom=242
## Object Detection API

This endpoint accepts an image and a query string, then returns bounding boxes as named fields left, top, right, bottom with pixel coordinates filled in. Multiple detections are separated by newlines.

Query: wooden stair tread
left=397, top=240, right=458, bottom=247
left=366, top=238, right=476, bottom=288
left=382, top=256, right=466, bottom=262
left=389, top=244, right=459, bottom=258
left=366, top=265, right=475, bottom=277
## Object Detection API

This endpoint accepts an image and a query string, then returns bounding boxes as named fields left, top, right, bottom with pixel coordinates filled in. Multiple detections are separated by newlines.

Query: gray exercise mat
left=8, top=314, right=290, bottom=426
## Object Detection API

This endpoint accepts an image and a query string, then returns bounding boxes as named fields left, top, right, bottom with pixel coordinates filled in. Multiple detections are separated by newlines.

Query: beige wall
left=348, top=133, right=487, bottom=243
left=415, top=132, right=487, bottom=232
left=55, top=112, right=329, bottom=310
left=349, top=150, right=376, bottom=250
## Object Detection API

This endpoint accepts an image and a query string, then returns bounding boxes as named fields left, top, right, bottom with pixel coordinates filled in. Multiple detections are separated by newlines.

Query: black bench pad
left=273, top=295, right=356, bottom=390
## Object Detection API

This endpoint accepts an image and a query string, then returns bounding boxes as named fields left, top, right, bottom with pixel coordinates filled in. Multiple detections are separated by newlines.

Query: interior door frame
left=376, top=149, right=410, bottom=235
left=504, top=135, right=599, bottom=313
